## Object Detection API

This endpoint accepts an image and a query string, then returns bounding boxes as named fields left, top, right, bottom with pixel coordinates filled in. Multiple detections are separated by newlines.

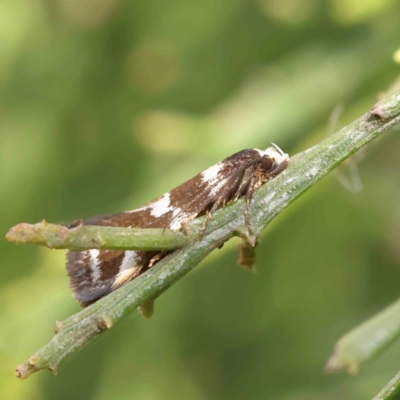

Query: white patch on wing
left=167, top=207, right=184, bottom=230
left=112, top=268, right=137, bottom=288
left=201, top=162, right=223, bottom=183
left=120, top=251, right=140, bottom=271
left=89, top=249, right=101, bottom=283
left=150, top=193, right=174, bottom=217
left=169, top=215, right=187, bottom=230
left=172, top=207, right=182, bottom=217
left=112, top=251, right=141, bottom=289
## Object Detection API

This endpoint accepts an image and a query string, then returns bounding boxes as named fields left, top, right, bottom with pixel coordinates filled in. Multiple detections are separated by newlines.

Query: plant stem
left=6, top=222, right=189, bottom=251
left=13, top=90, right=400, bottom=379
left=326, top=298, right=400, bottom=375
left=372, top=371, right=400, bottom=400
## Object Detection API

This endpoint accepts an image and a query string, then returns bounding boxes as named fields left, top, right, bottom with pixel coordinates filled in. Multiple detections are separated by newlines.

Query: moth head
left=261, top=143, right=289, bottom=175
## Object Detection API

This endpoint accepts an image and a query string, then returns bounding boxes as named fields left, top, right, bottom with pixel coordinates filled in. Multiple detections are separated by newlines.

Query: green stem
left=6, top=221, right=189, bottom=251
left=13, top=91, right=400, bottom=379
left=326, top=298, right=400, bottom=375
left=372, top=371, right=400, bottom=400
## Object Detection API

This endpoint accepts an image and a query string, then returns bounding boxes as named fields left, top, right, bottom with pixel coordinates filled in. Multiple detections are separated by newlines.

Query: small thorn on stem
left=98, top=315, right=113, bottom=330
left=55, top=321, right=63, bottom=334
left=48, top=366, right=58, bottom=376
left=237, top=239, right=258, bottom=272
left=138, top=300, right=155, bottom=319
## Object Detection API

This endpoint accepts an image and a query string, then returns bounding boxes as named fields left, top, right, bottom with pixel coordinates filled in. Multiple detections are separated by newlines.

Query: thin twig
left=12, top=90, right=400, bottom=379
left=325, top=298, right=400, bottom=375
left=6, top=221, right=189, bottom=251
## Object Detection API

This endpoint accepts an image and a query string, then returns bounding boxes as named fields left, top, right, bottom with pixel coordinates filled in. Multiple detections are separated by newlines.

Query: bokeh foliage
left=1, top=0, right=400, bottom=399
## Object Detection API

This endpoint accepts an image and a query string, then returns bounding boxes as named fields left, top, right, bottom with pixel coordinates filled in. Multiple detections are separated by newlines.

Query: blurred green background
left=1, top=0, right=400, bottom=399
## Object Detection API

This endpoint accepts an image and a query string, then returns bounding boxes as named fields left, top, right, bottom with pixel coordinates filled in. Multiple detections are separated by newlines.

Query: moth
left=67, top=145, right=289, bottom=307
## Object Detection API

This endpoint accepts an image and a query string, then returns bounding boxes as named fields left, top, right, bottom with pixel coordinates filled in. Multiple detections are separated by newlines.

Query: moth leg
left=232, top=167, right=254, bottom=202
left=227, top=168, right=247, bottom=203
left=200, top=203, right=223, bottom=236
left=245, top=172, right=258, bottom=236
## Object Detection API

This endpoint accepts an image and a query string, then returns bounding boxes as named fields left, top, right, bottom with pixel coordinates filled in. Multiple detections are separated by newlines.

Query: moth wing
left=66, top=149, right=263, bottom=306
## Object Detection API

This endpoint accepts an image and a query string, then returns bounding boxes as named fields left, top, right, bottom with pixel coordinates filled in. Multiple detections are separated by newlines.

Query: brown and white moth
left=67, top=145, right=289, bottom=307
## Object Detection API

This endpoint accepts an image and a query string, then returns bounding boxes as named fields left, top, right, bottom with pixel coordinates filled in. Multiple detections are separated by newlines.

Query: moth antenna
left=270, top=142, right=284, bottom=156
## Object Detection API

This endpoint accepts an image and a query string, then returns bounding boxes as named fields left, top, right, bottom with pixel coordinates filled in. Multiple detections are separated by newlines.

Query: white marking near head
left=150, top=193, right=174, bottom=217
left=201, top=162, right=223, bottom=183
left=263, top=144, right=289, bottom=165
left=89, top=249, right=101, bottom=283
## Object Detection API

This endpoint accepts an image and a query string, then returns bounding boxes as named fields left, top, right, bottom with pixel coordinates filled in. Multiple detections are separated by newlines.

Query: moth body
left=67, top=146, right=289, bottom=306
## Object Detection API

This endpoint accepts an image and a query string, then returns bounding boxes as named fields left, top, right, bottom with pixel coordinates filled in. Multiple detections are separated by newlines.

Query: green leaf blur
left=1, top=0, right=400, bottom=399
